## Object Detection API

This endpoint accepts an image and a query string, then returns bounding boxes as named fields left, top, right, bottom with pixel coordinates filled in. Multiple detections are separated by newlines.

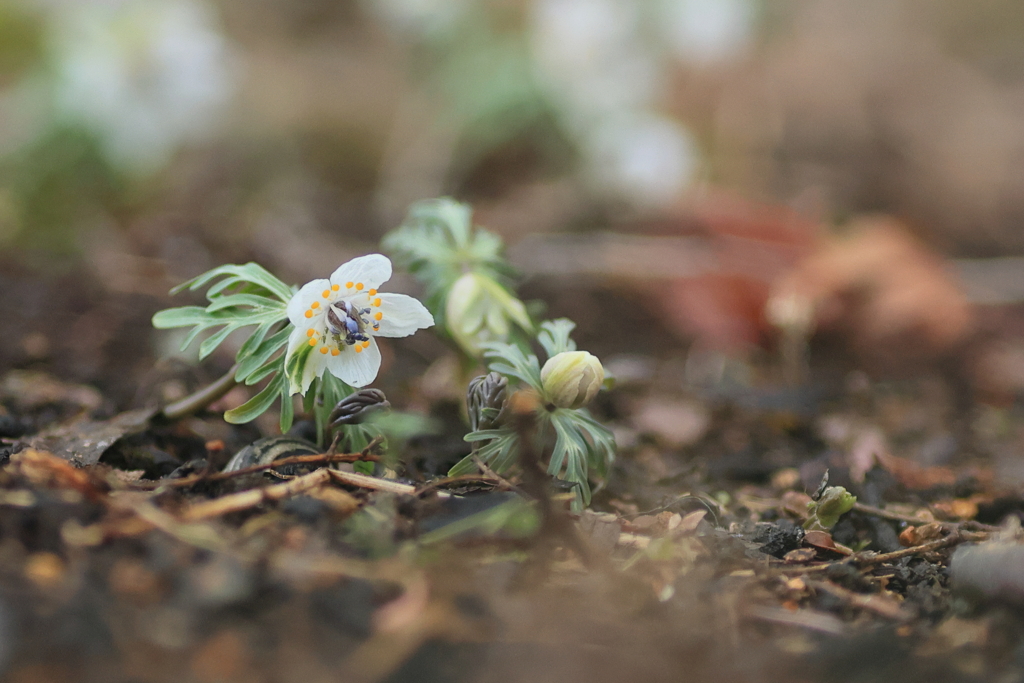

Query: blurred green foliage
left=1, top=126, right=121, bottom=253
left=0, top=2, right=43, bottom=86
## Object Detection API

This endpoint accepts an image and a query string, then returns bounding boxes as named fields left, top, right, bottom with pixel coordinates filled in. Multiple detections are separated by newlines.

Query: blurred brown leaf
left=657, top=192, right=820, bottom=349
left=770, top=216, right=974, bottom=364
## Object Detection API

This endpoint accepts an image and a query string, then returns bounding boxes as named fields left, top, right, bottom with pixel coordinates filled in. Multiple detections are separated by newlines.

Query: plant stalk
left=160, top=364, right=240, bottom=422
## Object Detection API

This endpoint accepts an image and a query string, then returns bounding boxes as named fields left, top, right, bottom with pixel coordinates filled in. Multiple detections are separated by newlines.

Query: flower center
left=326, top=299, right=371, bottom=345
left=302, top=286, right=384, bottom=354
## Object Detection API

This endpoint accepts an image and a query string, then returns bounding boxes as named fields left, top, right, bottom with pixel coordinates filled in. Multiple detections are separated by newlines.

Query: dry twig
left=181, top=468, right=335, bottom=521
left=327, top=469, right=418, bottom=495
left=855, top=530, right=988, bottom=567
left=777, top=529, right=990, bottom=575
left=414, top=474, right=509, bottom=497
left=133, top=451, right=380, bottom=490
left=804, top=579, right=911, bottom=621
left=852, top=502, right=1000, bottom=532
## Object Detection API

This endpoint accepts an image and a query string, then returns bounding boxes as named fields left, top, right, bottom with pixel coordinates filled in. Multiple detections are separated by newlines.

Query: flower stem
left=160, top=364, right=240, bottom=422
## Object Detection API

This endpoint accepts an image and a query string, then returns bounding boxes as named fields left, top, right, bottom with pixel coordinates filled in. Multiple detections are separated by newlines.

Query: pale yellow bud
left=540, top=351, right=605, bottom=409
left=445, top=272, right=531, bottom=356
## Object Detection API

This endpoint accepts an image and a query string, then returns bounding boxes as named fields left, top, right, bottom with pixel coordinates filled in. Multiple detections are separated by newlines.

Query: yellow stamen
left=355, top=282, right=364, bottom=291
left=306, top=329, right=316, bottom=337
left=373, top=297, right=381, bottom=307
left=368, top=289, right=377, bottom=296
left=308, top=338, right=317, bottom=347
left=304, top=310, right=313, bottom=319
left=346, top=281, right=354, bottom=289
left=311, top=301, right=319, bottom=309
left=320, top=346, right=329, bottom=354
left=362, top=340, right=371, bottom=349
left=331, top=349, right=340, bottom=356
left=355, top=345, right=363, bottom=353
left=374, top=312, right=382, bottom=321
left=331, top=284, right=340, bottom=291
left=322, top=290, right=330, bottom=298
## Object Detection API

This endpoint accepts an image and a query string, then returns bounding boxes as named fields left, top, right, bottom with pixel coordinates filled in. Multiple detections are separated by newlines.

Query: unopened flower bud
left=446, top=272, right=531, bottom=356
left=467, top=372, right=507, bottom=432
left=540, top=351, right=604, bottom=409
left=329, top=388, right=390, bottom=429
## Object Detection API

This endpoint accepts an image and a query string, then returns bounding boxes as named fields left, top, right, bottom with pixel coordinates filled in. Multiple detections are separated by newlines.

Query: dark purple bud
left=329, top=388, right=390, bottom=429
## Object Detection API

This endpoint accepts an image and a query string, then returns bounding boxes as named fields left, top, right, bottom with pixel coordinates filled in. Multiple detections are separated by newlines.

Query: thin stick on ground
left=181, top=468, right=334, bottom=521
left=777, top=529, right=989, bottom=575
left=803, top=579, right=911, bottom=621
left=851, top=502, right=933, bottom=525
left=853, top=502, right=1001, bottom=532
left=133, top=451, right=381, bottom=490
left=472, top=454, right=522, bottom=494
left=414, top=474, right=508, bottom=498
left=327, top=469, right=419, bottom=495
left=854, top=529, right=989, bottom=567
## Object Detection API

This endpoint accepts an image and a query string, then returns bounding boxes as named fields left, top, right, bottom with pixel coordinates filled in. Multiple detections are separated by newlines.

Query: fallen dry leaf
left=899, top=522, right=944, bottom=547
left=655, top=192, right=821, bottom=350
left=784, top=548, right=818, bottom=563
left=768, top=216, right=974, bottom=367
left=676, top=509, right=708, bottom=535
left=29, top=408, right=156, bottom=467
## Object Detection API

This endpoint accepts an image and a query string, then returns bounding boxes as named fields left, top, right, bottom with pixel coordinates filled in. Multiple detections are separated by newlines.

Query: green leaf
left=548, top=411, right=590, bottom=510
left=245, top=355, right=285, bottom=385
left=405, top=197, right=474, bottom=248
left=235, top=328, right=291, bottom=382
left=198, top=323, right=244, bottom=360
left=236, top=321, right=272, bottom=360
left=547, top=412, right=573, bottom=476
left=563, top=445, right=590, bottom=510
left=449, top=453, right=478, bottom=477
left=152, top=306, right=217, bottom=329
left=279, top=385, right=294, bottom=433
left=451, top=428, right=519, bottom=477
left=206, top=293, right=287, bottom=315
left=482, top=342, right=542, bottom=391
left=573, top=409, right=616, bottom=480
left=383, top=198, right=520, bottom=334
left=172, top=262, right=293, bottom=303
left=464, top=429, right=509, bottom=442
left=489, top=434, right=518, bottom=473
left=156, top=263, right=295, bottom=373
left=224, top=373, right=285, bottom=424
left=537, top=319, right=577, bottom=359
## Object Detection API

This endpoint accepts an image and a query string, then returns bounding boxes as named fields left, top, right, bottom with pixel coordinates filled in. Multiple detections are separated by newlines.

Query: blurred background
left=3, top=0, right=1024, bottom=411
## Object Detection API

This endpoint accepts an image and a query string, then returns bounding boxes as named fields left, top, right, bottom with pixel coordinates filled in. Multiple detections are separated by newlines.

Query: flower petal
left=329, top=254, right=392, bottom=291
left=373, top=293, right=434, bottom=338
left=326, top=338, right=382, bottom=387
left=285, top=327, right=316, bottom=395
left=285, top=325, right=308, bottom=358
left=299, top=347, right=329, bottom=395
left=287, top=278, right=331, bottom=328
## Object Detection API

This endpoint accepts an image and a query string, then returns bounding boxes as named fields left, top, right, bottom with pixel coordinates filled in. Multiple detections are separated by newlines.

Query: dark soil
left=2, top=264, right=1024, bottom=683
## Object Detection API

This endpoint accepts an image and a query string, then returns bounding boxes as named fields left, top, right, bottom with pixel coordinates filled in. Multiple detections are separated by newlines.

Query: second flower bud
left=540, top=351, right=605, bottom=409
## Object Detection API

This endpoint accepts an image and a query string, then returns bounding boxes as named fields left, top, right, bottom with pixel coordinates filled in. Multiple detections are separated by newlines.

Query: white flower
left=285, top=254, right=433, bottom=392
